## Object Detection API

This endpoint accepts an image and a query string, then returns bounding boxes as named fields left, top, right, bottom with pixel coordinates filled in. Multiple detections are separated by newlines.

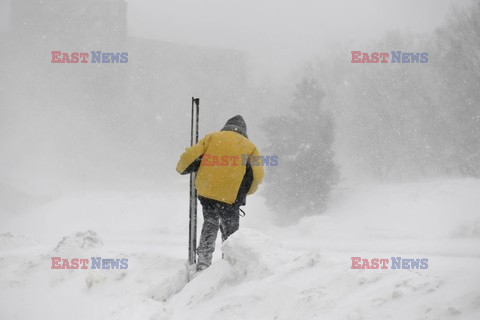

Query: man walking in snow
left=176, top=115, right=264, bottom=271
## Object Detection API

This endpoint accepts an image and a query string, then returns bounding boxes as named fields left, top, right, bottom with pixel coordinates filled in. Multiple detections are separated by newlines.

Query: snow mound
left=53, top=230, right=103, bottom=257
left=163, top=229, right=305, bottom=320
left=222, top=228, right=294, bottom=279
left=148, top=267, right=188, bottom=302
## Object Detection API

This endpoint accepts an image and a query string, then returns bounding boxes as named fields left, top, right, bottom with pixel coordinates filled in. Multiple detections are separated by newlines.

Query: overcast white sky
left=0, top=0, right=473, bottom=71
left=127, top=0, right=473, bottom=63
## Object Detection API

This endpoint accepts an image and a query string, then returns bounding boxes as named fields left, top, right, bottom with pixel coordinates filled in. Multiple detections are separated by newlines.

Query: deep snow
left=1, top=178, right=480, bottom=319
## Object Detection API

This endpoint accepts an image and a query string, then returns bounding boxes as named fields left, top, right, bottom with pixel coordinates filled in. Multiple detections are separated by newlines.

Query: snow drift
left=1, top=179, right=480, bottom=319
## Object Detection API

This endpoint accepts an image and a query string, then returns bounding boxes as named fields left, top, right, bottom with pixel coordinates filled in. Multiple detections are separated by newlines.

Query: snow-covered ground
left=1, top=178, right=480, bottom=320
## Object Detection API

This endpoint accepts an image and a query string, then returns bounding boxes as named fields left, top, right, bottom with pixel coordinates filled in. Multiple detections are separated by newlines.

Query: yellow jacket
left=176, top=131, right=264, bottom=205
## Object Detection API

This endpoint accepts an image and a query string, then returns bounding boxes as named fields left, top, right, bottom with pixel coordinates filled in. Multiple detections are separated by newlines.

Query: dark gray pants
left=197, top=198, right=240, bottom=269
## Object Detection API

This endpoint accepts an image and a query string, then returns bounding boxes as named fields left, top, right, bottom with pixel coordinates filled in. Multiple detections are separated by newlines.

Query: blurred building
left=1, top=0, right=248, bottom=191
left=11, top=0, right=127, bottom=48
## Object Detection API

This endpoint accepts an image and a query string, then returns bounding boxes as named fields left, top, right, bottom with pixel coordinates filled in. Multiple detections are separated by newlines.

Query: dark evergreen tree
left=263, top=78, right=339, bottom=222
left=433, top=2, right=480, bottom=177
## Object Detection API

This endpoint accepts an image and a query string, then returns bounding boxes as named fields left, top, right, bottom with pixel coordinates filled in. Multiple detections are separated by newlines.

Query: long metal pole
left=188, top=97, right=200, bottom=267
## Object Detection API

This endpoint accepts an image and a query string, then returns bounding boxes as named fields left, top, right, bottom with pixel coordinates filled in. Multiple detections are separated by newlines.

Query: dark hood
left=221, top=115, right=248, bottom=138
